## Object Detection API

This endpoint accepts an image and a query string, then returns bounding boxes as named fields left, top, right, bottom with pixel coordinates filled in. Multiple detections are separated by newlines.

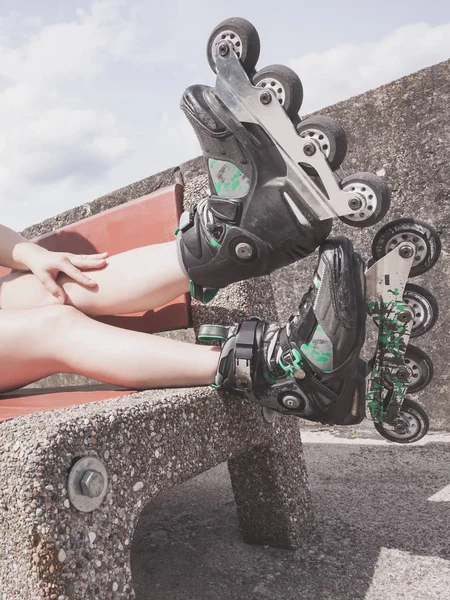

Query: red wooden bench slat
left=0, top=389, right=137, bottom=422
left=0, top=184, right=191, bottom=333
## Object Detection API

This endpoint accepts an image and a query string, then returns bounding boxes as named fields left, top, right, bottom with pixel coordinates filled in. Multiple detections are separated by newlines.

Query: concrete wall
left=20, top=59, right=450, bottom=427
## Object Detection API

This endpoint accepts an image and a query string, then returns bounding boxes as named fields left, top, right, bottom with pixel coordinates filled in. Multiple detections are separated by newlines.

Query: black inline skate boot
left=176, top=17, right=391, bottom=303
left=199, top=236, right=367, bottom=425
left=176, top=83, right=333, bottom=302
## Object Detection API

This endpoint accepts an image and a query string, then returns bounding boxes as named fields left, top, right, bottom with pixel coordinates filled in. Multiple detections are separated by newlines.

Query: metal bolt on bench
left=81, top=469, right=106, bottom=498
left=68, top=456, right=108, bottom=512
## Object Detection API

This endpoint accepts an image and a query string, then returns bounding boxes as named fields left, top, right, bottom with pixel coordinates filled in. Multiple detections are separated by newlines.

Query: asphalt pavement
left=131, top=426, right=450, bottom=600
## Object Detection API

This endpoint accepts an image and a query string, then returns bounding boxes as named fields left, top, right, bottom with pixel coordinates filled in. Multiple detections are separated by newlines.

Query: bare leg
left=0, top=306, right=220, bottom=394
left=0, top=241, right=190, bottom=314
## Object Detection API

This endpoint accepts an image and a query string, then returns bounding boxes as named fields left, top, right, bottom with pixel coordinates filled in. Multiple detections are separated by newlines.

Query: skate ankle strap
left=233, top=320, right=260, bottom=391
left=204, top=319, right=261, bottom=394
left=198, top=324, right=229, bottom=342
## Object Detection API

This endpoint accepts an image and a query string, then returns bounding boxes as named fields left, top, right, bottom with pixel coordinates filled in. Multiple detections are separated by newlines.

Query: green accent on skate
left=300, top=325, right=333, bottom=372
left=209, top=383, right=221, bottom=389
left=366, top=299, right=411, bottom=424
left=203, top=288, right=219, bottom=303
left=279, top=348, right=303, bottom=378
left=174, top=227, right=179, bottom=237
left=198, top=324, right=227, bottom=342
left=208, top=159, right=250, bottom=199
left=263, top=370, right=277, bottom=384
left=209, top=237, right=221, bottom=247
left=219, top=357, right=226, bottom=375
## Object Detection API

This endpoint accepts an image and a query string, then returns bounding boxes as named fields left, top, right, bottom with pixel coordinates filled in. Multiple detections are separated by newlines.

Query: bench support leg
left=228, top=419, right=314, bottom=549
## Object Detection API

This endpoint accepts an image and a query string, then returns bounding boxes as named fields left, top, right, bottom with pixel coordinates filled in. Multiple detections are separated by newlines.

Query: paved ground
left=131, top=427, right=450, bottom=600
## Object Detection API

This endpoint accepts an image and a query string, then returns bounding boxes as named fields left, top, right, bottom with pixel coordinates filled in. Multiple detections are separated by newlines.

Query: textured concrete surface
left=131, top=427, right=450, bottom=600
left=1, top=167, right=312, bottom=598
left=0, top=387, right=311, bottom=599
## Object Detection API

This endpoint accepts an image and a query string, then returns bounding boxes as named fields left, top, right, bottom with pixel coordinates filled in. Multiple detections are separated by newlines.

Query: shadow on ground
left=131, top=437, right=450, bottom=600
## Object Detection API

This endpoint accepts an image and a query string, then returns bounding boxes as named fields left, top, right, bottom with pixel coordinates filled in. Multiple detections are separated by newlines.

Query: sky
left=0, top=0, right=449, bottom=230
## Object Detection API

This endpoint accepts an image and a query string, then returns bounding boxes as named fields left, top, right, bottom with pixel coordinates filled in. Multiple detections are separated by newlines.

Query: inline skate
left=200, top=217, right=440, bottom=444
left=178, top=17, right=441, bottom=443
left=176, top=17, right=391, bottom=302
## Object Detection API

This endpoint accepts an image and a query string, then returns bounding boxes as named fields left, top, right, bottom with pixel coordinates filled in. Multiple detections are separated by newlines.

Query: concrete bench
left=0, top=184, right=313, bottom=600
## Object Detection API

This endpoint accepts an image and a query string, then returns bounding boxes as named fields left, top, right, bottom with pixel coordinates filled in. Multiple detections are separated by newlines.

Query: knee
left=34, top=303, right=82, bottom=332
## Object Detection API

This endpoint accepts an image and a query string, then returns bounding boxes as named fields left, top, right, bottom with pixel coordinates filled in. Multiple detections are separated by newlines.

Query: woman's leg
left=0, top=305, right=220, bottom=394
left=0, top=241, right=190, bottom=314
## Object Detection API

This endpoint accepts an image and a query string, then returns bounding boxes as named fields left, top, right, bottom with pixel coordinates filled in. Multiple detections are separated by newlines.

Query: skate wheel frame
left=253, top=64, right=304, bottom=119
left=403, top=283, right=439, bottom=338
left=374, top=397, right=429, bottom=443
left=372, top=218, right=441, bottom=278
left=365, top=242, right=416, bottom=424
left=209, top=23, right=380, bottom=225
left=207, top=17, right=260, bottom=74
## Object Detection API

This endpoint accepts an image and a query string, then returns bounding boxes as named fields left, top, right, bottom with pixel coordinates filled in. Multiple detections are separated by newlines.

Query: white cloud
left=15, top=108, right=130, bottom=185
left=289, top=22, right=450, bottom=113
left=1, top=10, right=449, bottom=232
left=158, top=111, right=202, bottom=167
left=0, top=1, right=136, bottom=83
left=0, top=0, right=137, bottom=229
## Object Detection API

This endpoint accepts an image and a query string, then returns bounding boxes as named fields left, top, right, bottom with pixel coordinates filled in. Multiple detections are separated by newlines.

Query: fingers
left=59, top=252, right=109, bottom=287
left=69, top=253, right=109, bottom=271
left=61, top=261, right=98, bottom=287
left=37, top=272, right=66, bottom=303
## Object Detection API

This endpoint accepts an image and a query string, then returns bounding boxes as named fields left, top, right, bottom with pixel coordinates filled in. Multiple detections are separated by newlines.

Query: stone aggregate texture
left=131, top=428, right=450, bottom=600
left=0, top=387, right=312, bottom=599
left=1, top=159, right=312, bottom=598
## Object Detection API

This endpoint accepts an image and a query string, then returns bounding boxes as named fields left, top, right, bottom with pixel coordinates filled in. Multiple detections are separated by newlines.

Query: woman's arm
left=0, top=224, right=36, bottom=270
left=0, top=223, right=109, bottom=302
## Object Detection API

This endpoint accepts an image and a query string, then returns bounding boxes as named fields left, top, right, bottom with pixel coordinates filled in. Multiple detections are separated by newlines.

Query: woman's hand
left=17, top=243, right=108, bottom=303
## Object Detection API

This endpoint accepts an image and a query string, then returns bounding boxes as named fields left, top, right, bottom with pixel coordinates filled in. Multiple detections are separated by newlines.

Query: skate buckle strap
left=234, top=320, right=259, bottom=391
left=198, top=324, right=229, bottom=342
left=277, top=327, right=304, bottom=378
left=178, top=209, right=195, bottom=233
left=279, top=348, right=303, bottom=378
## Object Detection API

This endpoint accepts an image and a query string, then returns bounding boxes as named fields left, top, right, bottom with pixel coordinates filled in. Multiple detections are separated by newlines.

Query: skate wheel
left=374, top=397, right=429, bottom=443
left=207, top=17, right=260, bottom=74
left=296, top=115, right=347, bottom=170
left=404, top=344, right=434, bottom=393
left=371, top=218, right=441, bottom=277
left=252, top=64, right=303, bottom=119
left=339, top=172, right=391, bottom=228
left=403, top=283, right=439, bottom=338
